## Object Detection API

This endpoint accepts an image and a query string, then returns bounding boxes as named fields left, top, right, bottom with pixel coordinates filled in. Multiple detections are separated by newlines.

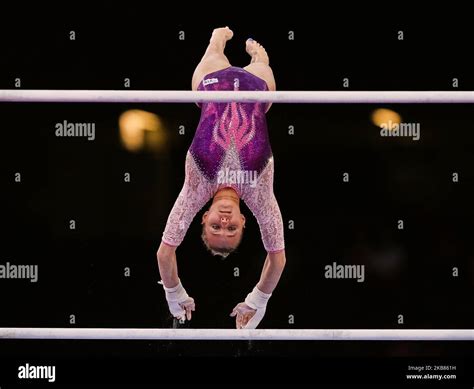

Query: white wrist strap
left=244, top=286, right=271, bottom=310
left=162, top=280, right=188, bottom=302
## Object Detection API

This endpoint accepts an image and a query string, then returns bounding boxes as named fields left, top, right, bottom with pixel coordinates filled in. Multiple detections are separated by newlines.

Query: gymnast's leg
left=191, top=27, right=233, bottom=91
left=244, top=38, right=276, bottom=111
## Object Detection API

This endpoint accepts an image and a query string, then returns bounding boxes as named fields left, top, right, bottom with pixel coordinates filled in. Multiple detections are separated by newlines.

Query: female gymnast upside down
left=156, top=27, right=286, bottom=329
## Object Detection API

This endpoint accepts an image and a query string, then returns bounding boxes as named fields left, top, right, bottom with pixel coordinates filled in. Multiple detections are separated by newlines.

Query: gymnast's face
left=202, top=197, right=246, bottom=253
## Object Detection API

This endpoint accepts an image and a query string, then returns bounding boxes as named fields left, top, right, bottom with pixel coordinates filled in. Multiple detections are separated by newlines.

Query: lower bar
left=0, top=328, right=472, bottom=340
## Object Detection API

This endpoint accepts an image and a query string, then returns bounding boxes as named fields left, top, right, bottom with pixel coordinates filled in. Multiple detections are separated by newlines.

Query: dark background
left=0, top=9, right=472, bottom=387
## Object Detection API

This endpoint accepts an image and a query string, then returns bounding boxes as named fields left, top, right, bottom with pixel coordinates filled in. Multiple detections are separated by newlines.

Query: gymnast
left=157, top=27, right=286, bottom=329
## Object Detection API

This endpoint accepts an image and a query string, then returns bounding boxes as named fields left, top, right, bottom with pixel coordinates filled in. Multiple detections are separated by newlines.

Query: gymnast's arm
left=245, top=163, right=286, bottom=295
left=255, top=250, right=286, bottom=294
left=156, top=152, right=212, bottom=319
left=231, top=162, right=286, bottom=328
left=230, top=191, right=286, bottom=328
left=157, top=242, right=178, bottom=288
left=157, top=152, right=212, bottom=286
left=247, top=188, right=286, bottom=296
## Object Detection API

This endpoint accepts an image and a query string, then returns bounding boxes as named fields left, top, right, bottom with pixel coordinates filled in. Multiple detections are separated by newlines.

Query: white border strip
left=0, top=328, right=472, bottom=340
left=0, top=90, right=473, bottom=103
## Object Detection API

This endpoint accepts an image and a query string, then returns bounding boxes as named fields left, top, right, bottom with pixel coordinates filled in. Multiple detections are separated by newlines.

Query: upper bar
left=0, top=328, right=472, bottom=340
left=0, top=90, right=473, bottom=103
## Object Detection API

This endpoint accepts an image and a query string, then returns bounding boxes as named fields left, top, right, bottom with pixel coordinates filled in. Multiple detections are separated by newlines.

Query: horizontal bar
left=0, top=90, right=473, bottom=103
left=0, top=328, right=472, bottom=340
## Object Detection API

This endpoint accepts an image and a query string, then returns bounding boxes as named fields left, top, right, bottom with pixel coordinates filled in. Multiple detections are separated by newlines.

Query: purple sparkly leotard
left=162, top=66, right=284, bottom=253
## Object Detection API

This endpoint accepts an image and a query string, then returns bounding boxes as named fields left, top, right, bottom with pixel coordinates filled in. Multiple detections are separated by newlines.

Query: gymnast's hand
left=172, top=297, right=195, bottom=321
left=162, top=280, right=195, bottom=321
left=230, top=286, right=272, bottom=329
left=230, top=302, right=257, bottom=329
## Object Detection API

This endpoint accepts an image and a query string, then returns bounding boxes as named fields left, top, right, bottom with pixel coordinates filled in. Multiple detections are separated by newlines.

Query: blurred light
left=371, top=108, right=402, bottom=131
left=119, top=109, right=167, bottom=152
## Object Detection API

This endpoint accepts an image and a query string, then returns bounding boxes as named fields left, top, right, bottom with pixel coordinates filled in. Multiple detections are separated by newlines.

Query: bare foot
left=245, top=38, right=269, bottom=65
left=211, top=26, right=234, bottom=43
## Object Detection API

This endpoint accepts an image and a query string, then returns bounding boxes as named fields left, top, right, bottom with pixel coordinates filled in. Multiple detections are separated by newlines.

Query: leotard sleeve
left=162, top=151, right=213, bottom=247
left=241, top=157, right=285, bottom=253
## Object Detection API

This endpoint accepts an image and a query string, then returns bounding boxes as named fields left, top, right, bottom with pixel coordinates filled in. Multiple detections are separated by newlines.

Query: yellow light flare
left=119, top=110, right=167, bottom=152
left=371, top=108, right=402, bottom=131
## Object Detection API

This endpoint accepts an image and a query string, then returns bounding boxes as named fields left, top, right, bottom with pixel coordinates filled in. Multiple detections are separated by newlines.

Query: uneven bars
left=0, top=328, right=472, bottom=340
left=0, top=90, right=473, bottom=103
